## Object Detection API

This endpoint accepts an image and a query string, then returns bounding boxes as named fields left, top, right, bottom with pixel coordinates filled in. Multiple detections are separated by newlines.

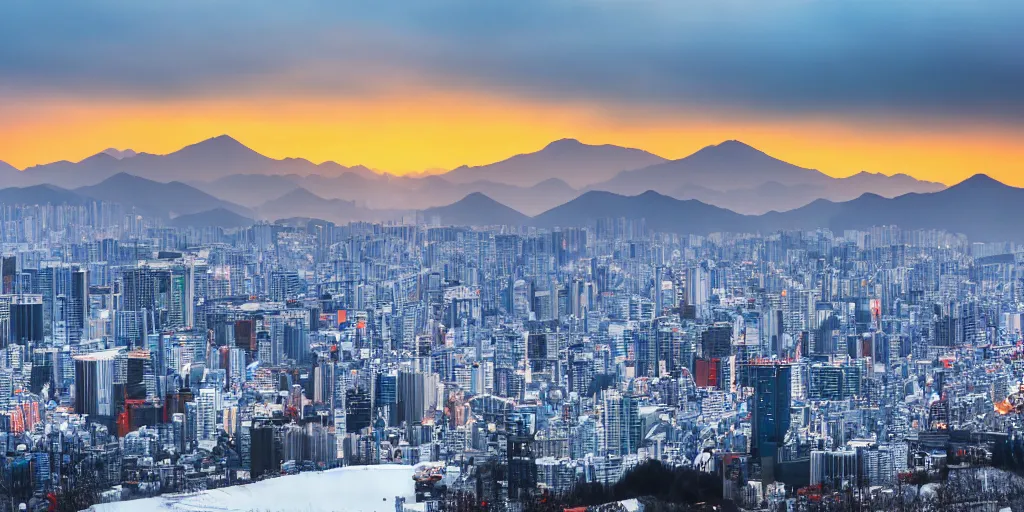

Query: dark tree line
left=441, top=460, right=726, bottom=512
left=991, top=433, right=1024, bottom=474
left=556, top=460, right=724, bottom=509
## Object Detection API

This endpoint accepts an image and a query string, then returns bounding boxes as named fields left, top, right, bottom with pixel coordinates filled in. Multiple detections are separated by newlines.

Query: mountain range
left=1, top=157, right=1021, bottom=241
left=255, top=188, right=403, bottom=224
left=533, top=173, right=1024, bottom=242
left=441, top=138, right=667, bottom=188
left=11, top=135, right=379, bottom=188
left=2, top=135, right=945, bottom=215
left=0, top=173, right=251, bottom=220
left=7, top=134, right=1012, bottom=238
left=76, top=173, right=253, bottom=219
left=419, top=192, right=531, bottom=226
left=587, top=140, right=946, bottom=213
left=400, top=172, right=1024, bottom=242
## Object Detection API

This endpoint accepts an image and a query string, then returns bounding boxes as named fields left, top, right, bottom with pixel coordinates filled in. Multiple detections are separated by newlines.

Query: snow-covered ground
left=89, top=465, right=416, bottom=512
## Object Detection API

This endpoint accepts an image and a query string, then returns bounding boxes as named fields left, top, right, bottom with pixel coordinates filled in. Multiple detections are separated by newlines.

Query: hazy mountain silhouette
left=257, top=188, right=402, bottom=224
left=101, top=148, right=138, bottom=160
left=419, top=192, right=530, bottom=226
left=441, top=138, right=666, bottom=188
left=592, top=140, right=813, bottom=193
left=485, top=178, right=579, bottom=215
left=0, top=184, right=90, bottom=207
left=292, top=172, right=393, bottom=205
left=768, top=173, right=1024, bottom=241
left=10, top=136, right=944, bottom=214
left=668, top=181, right=819, bottom=215
left=0, top=160, right=19, bottom=173
left=193, top=174, right=303, bottom=207
left=0, top=161, right=24, bottom=186
left=170, top=208, right=254, bottom=229
left=525, top=173, right=1024, bottom=242
left=238, top=173, right=581, bottom=216
left=404, top=177, right=579, bottom=216
left=590, top=140, right=944, bottom=212
left=20, top=135, right=378, bottom=187
left=840, top=170, right=937, bottom=190
left=824, top=170, right=945, bottom=199
left=316, top=161, right=380, bottom=181
left=533, top=190, right=753, bottom=234
left=72, top=169, right=1024, bottom=242
left=76, top=173, right=253, bottom=219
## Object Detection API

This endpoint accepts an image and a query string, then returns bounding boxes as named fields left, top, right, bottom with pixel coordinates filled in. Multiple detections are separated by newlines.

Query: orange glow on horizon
left=3, top=91, right=1024, bottom=186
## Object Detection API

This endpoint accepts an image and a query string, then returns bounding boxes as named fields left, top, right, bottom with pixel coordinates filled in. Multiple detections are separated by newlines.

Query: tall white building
left=197, top=387, right=218, bottom=442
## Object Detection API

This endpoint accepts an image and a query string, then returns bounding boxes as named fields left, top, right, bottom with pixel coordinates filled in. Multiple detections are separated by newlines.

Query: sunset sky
left=2, top=1, right=1023, bottom=185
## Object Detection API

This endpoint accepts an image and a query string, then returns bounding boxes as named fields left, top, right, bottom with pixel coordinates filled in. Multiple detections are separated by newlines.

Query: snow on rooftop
left=90, top=465, right=416, bottom=512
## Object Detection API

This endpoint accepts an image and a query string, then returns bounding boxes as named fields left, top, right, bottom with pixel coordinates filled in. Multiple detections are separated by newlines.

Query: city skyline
left=4, top=2, right=1024, bottom=511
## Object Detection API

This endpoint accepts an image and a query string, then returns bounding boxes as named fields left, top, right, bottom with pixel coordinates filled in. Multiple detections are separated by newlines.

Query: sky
left=1, top=1, right=1023, bottom=185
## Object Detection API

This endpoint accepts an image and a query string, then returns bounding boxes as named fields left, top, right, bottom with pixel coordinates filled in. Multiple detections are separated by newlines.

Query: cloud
left=2, top=0, right=1022, bottom=122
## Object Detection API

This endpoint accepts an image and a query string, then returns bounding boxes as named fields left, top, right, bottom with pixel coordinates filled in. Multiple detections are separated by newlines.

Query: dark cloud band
left=1, top=0, right=1021, bottom=121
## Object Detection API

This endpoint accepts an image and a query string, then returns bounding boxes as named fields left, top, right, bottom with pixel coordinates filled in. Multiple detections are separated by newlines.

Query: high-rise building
left=196, top=388, right=218, bottom=441
left=250, top=422, right=280, bottom=479
left=701, top=322, right=732, bottom=359
left=345, top=388, right=371, bottom=433
left=601, top=391, right=640, bottom=457
left=751, top=364, right=792, bottom=460
left=125, top=350, right=149, bottom=400
left=9, top=295, right=44, bottom=348
left=397, top=371, right=439, bottom=428
left=74, top=349, right=120, bottom=426
left=234, top=319, right=256, bottom=352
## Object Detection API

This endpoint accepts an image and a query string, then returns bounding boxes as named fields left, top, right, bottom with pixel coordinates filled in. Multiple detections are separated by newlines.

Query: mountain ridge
left=0, top=136, right=952, bottom=215
left=18, top=135, right=380, bottom=187
left=76, top=172, right=254, bottom=219
left=421, top=173, right=1023, bottom=241
left=0, top=168, right=1019, bottom=241
left=441, top=139, right=667, bottom=188
left=419, top=192, right=531, bottom=226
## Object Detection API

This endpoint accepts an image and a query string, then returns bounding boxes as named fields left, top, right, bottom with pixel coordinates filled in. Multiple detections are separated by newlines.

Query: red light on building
left=694, top=358, right=720, bottom=387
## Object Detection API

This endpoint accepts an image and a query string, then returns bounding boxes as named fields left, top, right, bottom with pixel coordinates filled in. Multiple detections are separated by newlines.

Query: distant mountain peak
left=101, top=148, right=137, bottom=160
left=421, top=192, right=528, bottom=227
left=461, top=191, right=497, bottom=202
left=209, top=134, right=241, bottom=144
left=718, top=139, right=752, bottom=148
left=275, top=187, right=328, bottom=202
left=697, top=139, right=765, bottom=157
left=441, top=138, right=664, bottom=188
left=174, top=134, right=261, bottom=158
left=637, top=189, right=669, bottom=199
left=532, top=177, right=573, bottom=189
left=955, top=173, right=1006, bottom=189
left=103, top=172, right=152, bottom=184
left=543, top=138, right=584, bottom=150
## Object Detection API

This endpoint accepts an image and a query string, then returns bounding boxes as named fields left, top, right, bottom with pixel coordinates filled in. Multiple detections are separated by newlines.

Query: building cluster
left=1, top=204, right=1023, bottom=510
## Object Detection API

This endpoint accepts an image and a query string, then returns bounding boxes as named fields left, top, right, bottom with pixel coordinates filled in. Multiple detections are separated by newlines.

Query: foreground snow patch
left=90, top=465, right=416, bottom=512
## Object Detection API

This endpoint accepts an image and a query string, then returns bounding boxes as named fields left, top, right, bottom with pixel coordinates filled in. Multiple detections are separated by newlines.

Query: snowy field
left=89, top=465, right=416, bottom=512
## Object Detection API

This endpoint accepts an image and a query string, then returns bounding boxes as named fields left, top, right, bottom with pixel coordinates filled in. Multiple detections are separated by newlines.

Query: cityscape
left=2, top=2, right=1024, bottom=512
